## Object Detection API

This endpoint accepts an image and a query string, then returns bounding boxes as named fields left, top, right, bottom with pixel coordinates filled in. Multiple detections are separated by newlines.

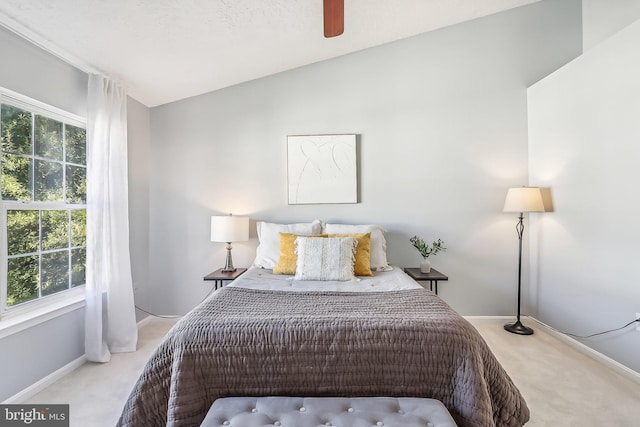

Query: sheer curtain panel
left=85, top=75, right=138, bottom=362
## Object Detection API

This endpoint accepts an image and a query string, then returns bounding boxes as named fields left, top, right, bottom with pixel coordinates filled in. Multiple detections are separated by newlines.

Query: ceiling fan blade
left=324, top=0, right=344, bottom=38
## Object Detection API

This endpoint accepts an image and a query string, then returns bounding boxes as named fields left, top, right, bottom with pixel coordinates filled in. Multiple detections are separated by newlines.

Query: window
left=1, top=89, right=87, bottom=315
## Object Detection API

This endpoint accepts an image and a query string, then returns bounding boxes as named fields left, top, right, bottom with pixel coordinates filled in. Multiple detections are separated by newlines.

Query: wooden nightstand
left=203, top=268, right=247, bottom=290
left=404, top=268, right=448, bottom=295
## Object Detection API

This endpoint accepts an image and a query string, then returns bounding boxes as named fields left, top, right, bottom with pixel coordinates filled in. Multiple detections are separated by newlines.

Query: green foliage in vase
left=410, top=236, right=446, bottom=258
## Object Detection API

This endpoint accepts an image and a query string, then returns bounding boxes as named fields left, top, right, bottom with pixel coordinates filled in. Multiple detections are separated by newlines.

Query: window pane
left=71, top=209, right=86, bottom=247
left=34, top=159, right=63, bottom=201
left=1, top=153, right=32, bottom=201
left=66, top=165, right=86, bottom=203
left=7, top=255, right=39, bottom=306
left=65, top=125, right=86, bottom=165
left=1, top=104, right=32, bottom=155
left=41, top=210, right=69, bottom=251
left=34, top=115, right=63, bottom=160
left=71, top=248, right=86, bottom=287
left=7, top=210, right=39, bottom=255
left=2, top=100, right=86, bottom=309
left=41, top=250, right=69, bottom=296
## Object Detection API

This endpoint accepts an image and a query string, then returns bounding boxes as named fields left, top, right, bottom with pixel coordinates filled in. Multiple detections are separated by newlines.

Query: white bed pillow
left=254, top=220, right=322, bottom=269
left=323, top=223, right=392, bottom=271
left=294, top=236, right=357, bottom=281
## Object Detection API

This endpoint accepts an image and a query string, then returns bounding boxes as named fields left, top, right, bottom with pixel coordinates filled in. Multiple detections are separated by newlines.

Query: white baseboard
left=3, top=355, right=87, bottom=404
left=464, top=315, right=512, bottom=323
left=527, top=316, right=640, bottom=385
left=135, top=314, right=154, bottom=329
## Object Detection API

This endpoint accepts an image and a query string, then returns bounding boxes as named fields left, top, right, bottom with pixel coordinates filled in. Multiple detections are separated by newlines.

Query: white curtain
left=85, top=75, right=138, bottom=363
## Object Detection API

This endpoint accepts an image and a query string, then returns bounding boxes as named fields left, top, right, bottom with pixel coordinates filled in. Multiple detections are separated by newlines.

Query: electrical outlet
left=636, top=313, right=640, bottom=332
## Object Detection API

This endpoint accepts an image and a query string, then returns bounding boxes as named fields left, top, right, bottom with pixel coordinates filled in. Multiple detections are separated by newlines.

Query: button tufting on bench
left=200, top=397, right=457, bottom=427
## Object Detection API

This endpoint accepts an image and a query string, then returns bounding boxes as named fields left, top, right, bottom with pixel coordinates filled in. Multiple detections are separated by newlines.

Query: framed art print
left=287, top=134, right=357, bottom=204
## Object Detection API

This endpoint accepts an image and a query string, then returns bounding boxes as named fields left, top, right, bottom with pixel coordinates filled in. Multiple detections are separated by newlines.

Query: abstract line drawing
left=287, top=134, right=357, bottom=204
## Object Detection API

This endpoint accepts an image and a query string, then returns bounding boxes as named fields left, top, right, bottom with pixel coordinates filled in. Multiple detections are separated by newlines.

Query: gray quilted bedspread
left=117, top=287, right=529, bottom=427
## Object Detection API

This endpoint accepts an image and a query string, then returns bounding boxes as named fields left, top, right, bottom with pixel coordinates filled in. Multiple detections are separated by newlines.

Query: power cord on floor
left=532, top=317, right=640, bottom=339
left=134, top=283, right=219, bottom=319
left=134, top=306, right=182, bottom=319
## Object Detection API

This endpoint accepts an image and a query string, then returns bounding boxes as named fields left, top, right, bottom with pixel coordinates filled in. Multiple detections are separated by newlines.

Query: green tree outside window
left=1, top=101, right=87, bottom=309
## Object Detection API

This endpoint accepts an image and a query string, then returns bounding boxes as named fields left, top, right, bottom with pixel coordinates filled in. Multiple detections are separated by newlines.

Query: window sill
left=0, top=291, right=85, bottom=339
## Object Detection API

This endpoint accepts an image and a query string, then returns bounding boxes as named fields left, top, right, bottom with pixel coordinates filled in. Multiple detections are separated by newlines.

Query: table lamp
left=210, top=214, right=249, bottom=272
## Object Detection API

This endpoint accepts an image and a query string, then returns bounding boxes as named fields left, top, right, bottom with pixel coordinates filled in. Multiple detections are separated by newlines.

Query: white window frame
left=0, top=87, right=87, bottom=333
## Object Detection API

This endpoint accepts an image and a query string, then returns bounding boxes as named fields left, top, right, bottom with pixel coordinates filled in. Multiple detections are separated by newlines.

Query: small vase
left=420, top=258, right=431, bottom=273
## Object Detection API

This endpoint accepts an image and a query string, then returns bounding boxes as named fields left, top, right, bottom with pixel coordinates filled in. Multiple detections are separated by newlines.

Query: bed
left=117, top=221, right=529, bottom=427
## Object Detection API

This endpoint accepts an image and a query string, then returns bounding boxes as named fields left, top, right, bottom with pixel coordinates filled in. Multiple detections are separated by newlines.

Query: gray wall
left=147, top=0, right=582, bottom=317
left=0, top=310, right=85, bottom=401
left=127, top=97, right=152, bottom=321
left=528, top=17, right=640, bottom=373
left=582, top=0, right=640, bottom=50
left=0, top=26, right=87, bottom=117
left=0, top=25, right=88, bottom=402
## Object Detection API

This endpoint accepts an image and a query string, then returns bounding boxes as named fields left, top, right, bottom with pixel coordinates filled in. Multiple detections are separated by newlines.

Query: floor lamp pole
left=504, top=212, right=534, bottom=335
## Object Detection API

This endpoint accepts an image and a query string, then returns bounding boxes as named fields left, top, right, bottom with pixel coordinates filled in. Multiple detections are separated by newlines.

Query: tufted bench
left=200, top=396, right=457, bottom=427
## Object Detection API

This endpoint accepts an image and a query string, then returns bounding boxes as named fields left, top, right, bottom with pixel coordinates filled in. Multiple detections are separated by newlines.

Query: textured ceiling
left=0, top=0, right=539, bottom=107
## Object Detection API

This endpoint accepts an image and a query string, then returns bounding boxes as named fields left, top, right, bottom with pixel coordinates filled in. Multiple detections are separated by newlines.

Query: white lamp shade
left=210, top=215, right=249, bottom=243
left=503, top=187, right=545, bottom=213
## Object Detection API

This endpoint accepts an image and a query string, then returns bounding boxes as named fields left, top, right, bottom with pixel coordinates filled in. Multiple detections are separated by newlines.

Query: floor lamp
left=503, top=187, right=545, bottom=335
left=210, top=214, right=249, bottom=272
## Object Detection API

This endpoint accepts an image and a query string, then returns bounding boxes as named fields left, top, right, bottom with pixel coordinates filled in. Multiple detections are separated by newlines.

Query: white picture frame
left=287, top=134, right=357, bottom=205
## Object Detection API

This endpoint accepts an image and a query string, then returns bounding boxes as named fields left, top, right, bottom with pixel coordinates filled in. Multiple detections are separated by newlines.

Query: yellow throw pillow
left=273, top=233, right=326, bottom=275
left=328, top=232, right=373, bottom=276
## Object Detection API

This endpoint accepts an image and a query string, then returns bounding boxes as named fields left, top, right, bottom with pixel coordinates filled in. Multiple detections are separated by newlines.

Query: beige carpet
left=472, top=319, right=640, bottom=426
left=24, top=317, right=640, bottom=426
left=23, top=317, right=177, bottom=427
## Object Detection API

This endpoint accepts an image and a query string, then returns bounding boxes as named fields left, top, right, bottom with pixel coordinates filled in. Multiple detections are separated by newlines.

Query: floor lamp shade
left=503, top=187, right=544, bottom=335
left=211, top=215, right=249, bottom=272
left=503, top=187, right=545, bottom=213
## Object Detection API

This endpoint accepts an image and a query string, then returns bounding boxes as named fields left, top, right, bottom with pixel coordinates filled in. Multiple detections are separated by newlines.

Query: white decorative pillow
left=254, top=220, right=322, bottom=269
left=323, top=223, right=392, bottom=271
left=294, top=236, right=357, bottom=281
